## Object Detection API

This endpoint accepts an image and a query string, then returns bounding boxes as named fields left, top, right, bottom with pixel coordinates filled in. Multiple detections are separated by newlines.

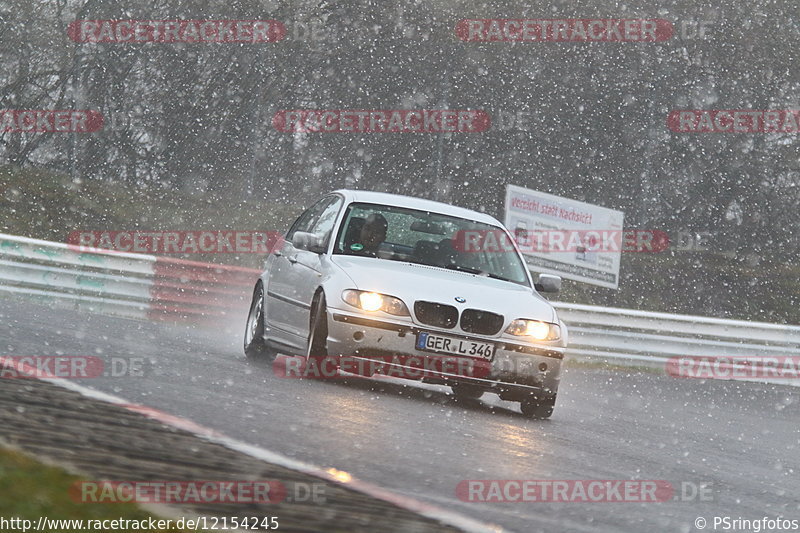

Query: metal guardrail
left=0, top=233, right=257, bottom=322
left=1, top=233, right=798, bottom=374
left=554, top=302, right=800, bottom=369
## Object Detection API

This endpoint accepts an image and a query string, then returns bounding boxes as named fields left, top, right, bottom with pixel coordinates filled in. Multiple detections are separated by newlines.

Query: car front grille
left=460, top=309, right=505, bottom=335
left=413, top=301, right=458, bottom=329
left=413, top=301, right=504, bottom=335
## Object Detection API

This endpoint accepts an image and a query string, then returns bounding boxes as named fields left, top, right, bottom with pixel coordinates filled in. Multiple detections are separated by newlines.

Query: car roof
left=332, top=189, right=502, bottom=226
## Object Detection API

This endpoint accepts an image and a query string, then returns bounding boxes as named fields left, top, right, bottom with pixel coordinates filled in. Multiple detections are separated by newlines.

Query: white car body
left=245, top=189, right=568, bottom=417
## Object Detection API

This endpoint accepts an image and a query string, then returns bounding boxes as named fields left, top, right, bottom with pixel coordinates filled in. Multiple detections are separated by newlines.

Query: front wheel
left=520, top=394, right=556, bottom=419
left=306, top=291, right=329, bottom=359
left=450, top=382, right=484, bottom=400
left=244, top=283, right=277, bottom=363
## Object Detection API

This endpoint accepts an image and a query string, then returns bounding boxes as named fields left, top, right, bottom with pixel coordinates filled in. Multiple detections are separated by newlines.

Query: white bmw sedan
left=244, top=190, right=568, bottom=418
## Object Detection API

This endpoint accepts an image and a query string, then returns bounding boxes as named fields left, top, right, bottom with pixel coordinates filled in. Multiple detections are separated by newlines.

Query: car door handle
left=287, top=255, right=298, bottom=264
left=274, top=250, right=282, bottom=257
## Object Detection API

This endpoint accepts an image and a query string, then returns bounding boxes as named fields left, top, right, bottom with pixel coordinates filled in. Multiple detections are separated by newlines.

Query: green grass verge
left=0, top=164, right=302, bottom=270
left=0, top=447, right=183, bottom=532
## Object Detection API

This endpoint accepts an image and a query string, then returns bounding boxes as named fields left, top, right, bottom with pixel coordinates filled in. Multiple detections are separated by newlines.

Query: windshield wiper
left=444, top=264, right=486, bottom=275
left=448, top=264, right=519, bottom=282
left=485, top=272, right=515, bottom=282
left=413, top=262, right=520, bottom=284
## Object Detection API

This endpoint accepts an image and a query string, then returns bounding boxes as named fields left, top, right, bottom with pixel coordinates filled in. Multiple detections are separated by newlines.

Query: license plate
left=415, top=332, right=495, bottom=360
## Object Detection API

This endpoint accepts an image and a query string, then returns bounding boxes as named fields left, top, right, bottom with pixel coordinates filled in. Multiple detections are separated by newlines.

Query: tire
left=244, top=283, right=277, bottom=363
left=451, top=382, right=484, bottom=400
left=306, top=291, right=329, bottom=359
left=520, top=394, right=556, bottom=419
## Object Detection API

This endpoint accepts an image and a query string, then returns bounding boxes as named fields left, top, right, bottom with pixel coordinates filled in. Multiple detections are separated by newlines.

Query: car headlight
left=505, top=319, right=561, bottom=341
left=342, top=290, right=410, bottom=316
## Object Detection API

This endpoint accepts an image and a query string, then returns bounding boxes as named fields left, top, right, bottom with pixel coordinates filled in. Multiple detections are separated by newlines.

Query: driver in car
left=358, top=213, right=388, bottom=256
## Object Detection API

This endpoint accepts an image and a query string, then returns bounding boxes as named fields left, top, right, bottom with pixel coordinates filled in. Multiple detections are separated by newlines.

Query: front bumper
left=326, top=307, right=563, bottom=399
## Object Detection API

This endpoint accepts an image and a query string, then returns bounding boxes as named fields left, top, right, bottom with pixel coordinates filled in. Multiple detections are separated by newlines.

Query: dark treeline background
left=1, top=0, right=798, bottom=322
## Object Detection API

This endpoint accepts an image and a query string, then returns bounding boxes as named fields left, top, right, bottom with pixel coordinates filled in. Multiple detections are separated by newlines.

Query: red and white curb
left=16, top=367, right=504, bottom=533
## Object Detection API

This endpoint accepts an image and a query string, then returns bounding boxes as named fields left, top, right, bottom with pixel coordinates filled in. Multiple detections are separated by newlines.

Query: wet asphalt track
left=2, top=299, right=798, bottom=532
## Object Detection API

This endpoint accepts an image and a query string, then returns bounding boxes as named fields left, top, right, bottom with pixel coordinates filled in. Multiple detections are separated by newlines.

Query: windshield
left=333, top=202, right=530, bottom=286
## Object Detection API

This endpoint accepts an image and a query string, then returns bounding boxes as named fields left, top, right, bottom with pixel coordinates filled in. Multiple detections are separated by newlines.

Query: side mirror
left=534, top=274, right=561, bottom=294
left=292, top=231, right=326, bottom=254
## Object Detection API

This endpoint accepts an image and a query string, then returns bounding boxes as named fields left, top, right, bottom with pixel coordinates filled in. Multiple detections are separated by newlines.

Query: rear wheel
left=244, top=283, right=277, bottom=363
left=520, top=394, right=556, bottom=419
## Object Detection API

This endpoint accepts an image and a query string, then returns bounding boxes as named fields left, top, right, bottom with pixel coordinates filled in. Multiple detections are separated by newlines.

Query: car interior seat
left=341, top=217, right=366, bottom=252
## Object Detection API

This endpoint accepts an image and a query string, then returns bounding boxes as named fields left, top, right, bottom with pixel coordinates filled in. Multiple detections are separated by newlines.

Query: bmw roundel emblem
left=454, top=296, right=466, bottom=303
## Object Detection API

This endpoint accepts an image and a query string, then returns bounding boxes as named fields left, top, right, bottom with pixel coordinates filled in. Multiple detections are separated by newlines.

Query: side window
left=286, top=197, right=334, bottom=241
left=334, top=205, right=368, bottom=253
left=310, top=197, right=343, bottom=247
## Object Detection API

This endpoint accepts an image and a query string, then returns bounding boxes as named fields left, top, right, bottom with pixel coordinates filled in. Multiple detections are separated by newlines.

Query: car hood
left=330, top=255, right=556, bottom=322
